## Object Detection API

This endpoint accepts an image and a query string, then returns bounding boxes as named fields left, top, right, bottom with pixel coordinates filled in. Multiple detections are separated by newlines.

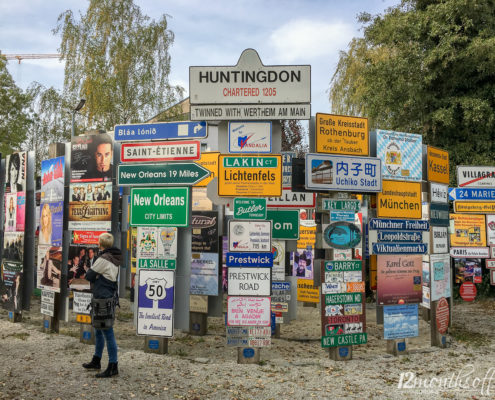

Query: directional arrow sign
left=114, top=121, right=207, bottom=141
left=449, top=187, right=495, bottom=201
left=118, top=163, right=210, bottom=186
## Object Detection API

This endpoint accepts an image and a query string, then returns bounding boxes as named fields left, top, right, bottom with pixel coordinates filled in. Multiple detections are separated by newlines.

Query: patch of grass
left=399, top=356, right=411, bottom=363
left=59, top=328, right=80, bottom=339
left=450, top=325, right=489, bottom=347
left=258, top=360, right=267, bottom=366
left=3, top=332, right=30, bottom=341
left=174, top=348, right=188, bottom=357
left=448, top=351, right=459, bottom=357
left=116, top=311, right=133, bottom=321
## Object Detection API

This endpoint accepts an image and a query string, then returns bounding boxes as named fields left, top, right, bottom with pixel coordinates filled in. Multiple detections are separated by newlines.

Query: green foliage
left=329, top=0, right=495, bottom=177
left=54, top=0, right=184, bottom=130
left=280, top=120, right=309, bottom=156
left=0, top=57, right=31, bottom=155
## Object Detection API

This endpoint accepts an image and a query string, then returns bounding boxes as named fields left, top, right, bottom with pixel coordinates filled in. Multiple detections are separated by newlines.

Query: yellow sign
left=427, top=146, right=449, bottom=184
left=218, top=154, right=282, bottom=197
left=76, top=314, right=92, bottom=324
left=450, top=214, right=486, bottom=247
left=315, top=113, right=369, bottom=156
left=194, top=152, right=219, bottom=187
left=297, top=279, right=320, bottom=303
left=297, top=222, right=317, bottom=249
left=455, top=201, right=495, bottom=214
left=189, top=295, right=208, bottom=313
left=377, top=180, right=422, bottom=219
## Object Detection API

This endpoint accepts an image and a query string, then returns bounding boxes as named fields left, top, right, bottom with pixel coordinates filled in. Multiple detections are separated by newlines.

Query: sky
left=1, top=0, right=400, bottom=118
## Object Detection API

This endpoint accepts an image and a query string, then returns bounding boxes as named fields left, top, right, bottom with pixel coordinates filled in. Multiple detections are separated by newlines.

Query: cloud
left=268, top=19, right=355, bottom=64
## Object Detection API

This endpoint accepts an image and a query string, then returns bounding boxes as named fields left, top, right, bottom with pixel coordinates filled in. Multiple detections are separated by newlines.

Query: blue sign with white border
left=448, top=187, right=495, bottom=201
left=369, top=218, right=429, bottom=231
left=226, top=252, right=273, bottom=267
left=114, top=121, right=207, bottom=141
left=383, top=304, right=419, bottom=340
left=372, top=243, right=428, bottom=254
left=272, top=282, right=290, bottom=291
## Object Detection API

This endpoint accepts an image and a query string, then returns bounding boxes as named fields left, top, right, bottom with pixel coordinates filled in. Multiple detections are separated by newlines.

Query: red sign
left=460, top=282, right=477, bottom=302
left=436, top=297, right=449, bottom=334
left=72, top=231, right=107, bottom=245
left=121, top=140, right=201, bottom=162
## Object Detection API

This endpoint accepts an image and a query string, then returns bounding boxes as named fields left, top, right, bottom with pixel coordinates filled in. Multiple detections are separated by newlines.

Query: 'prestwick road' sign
left=118, top=163, right=210, bottom=186
left=114, top=121, right=207, bottom=142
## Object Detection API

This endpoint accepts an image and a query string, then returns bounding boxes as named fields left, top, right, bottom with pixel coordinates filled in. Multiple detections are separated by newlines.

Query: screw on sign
left=460, top=282, right=477, bottom=302
left=436, top=297, right=450, bottom=334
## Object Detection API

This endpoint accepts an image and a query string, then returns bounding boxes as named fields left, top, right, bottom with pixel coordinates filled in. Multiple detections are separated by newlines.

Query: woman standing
left=83, top=233, right=122, bottom=378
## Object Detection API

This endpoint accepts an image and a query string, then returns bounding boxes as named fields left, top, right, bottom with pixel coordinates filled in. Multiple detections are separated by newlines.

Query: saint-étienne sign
left=189, top=48, right=311, bottom=121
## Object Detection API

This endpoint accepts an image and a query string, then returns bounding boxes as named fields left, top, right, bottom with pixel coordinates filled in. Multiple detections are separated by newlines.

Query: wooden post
left=144, top=337, right=168, bottom=354
left=329, top=346, right=352, bottom=361
left=80, top=323, right=95, bottom=345
left=189, top=311, right=207, bottom=336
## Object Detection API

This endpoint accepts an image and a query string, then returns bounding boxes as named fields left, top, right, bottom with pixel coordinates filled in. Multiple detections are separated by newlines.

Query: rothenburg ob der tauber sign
left=189, top=48, right=311, bottom=121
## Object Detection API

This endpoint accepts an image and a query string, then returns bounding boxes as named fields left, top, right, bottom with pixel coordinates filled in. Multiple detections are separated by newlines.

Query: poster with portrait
left=3, top=232, right=24, bottom=262
left=5, top=151, right=27, bottom=194
left=41, top=156, right=65, bottom=203
left=291, top=249, right=313, bottom=279
left=67, top=232, right=100, bottom=290
left=39, top=201, right=64, bottom=247
left=136, top=227, right=177, bottom=259
left=16, top=192, right=25, bottom=232
left=453, top=258, right=482, bottom=284
left=37, top=245, right=62, bottom=293
left=377, top=255, right=422, bottom=305
left=68, top=182, right=112, bottom=230
left=190, top=253, right=219, bottom=296
left=191, top=211, right=219, bottom=253
left=0, top=260, right=23, bottom=312
left=4, top=193, right=17, bottom=232
left=71, top=133, right=113, bottom=183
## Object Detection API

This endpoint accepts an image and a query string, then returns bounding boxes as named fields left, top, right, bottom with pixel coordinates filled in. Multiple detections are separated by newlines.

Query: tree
left=0, top=57, right=31, bottom=155
left=54, top=0, right=184, bottom=130
left=281, top=120, right=309, bottom=156
left=329, top=0, right=495, bottom=172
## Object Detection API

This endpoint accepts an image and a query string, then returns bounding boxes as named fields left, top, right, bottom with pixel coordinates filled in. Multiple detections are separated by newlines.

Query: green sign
left=130, top=187, right=190, bottom=227
left=325, top=293, right=362, bottom=305
left=321, top=333, right=368, bottom=347
left=223, top=156, right=279, bottom=168
left=322, top=199, right=360, bottom=212
left=118, top=163, right=210, bottom=186
left=266, top=210, right=299, bottom=240
left=138, top=259, right=176, bottom=269
left=324, top=260, right=362, bottom=272
left=233, top=198, right=266, bottom=219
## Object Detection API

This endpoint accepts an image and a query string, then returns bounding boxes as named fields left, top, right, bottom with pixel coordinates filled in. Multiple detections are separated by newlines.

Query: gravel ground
left=1, top=297, right=495, bottom=399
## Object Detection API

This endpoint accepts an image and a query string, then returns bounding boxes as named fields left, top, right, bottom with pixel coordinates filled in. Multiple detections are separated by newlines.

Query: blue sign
left=114, top=121, right=207, bottom=141
left=449, top=187, right=495, bottom=201
left=376, top=230, right=423, bottom=242
left=282, top=152, right=296, bottom=186
left=243, top=348, right=255, bottom=358
left=44, top=320, right=49, bottom=329
left=339, top=347, right=349, bottom=358
left=272, top=282, right=290, bottom=291
left=330, top=211, right=355, bottom=222
left=226, top=252, right=273, bottom=267
left=384, top=304, right=419, bottom=340
left=148, top=340, right=159, bottom=349
left=83, top=331, right=92, bottom=340
left=397, top=342, right=406, bottom=352
left=323, top=222, right=361, bottom=249
left=369, top=218, right=429, bottom=231
left=372, top=243, right=427, bottom=254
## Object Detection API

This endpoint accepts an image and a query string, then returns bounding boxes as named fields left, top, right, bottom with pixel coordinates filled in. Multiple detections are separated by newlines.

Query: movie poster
left=68, top=182, right=112, bottom=230
left=0, top=260, right=23, bottom=312
left=37, top=245, right=62, bottom=293
left=291, top=249, right=313, bottom=279
left=5, top=152, right=27, bottom=194
left=16, top=192, right=25, bottom=231
left=190, top=253, right=219, bottom=296
left=377, top=255, right=422, bottom=305
left=454, top=258, right=482, bottom=284
left=3, top=232, right=24, bottom=262
left=67, top=232, right=101, bottom=290
left=39, top=201, right=64, bottom=246
left=41, top=156, right=65, bottom=203
left=71, top=134, right=113, bottom=183
left=191, top=211, right=218, bottom=253
left=4, top=193, right=16, bottom=232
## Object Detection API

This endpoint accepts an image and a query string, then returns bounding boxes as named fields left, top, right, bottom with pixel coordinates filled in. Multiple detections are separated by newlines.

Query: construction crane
left=2, top=54, right=61, bottom=64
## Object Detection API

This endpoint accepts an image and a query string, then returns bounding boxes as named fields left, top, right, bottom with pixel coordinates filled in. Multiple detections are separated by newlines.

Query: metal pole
left=71, top=111, right=75, bottom=139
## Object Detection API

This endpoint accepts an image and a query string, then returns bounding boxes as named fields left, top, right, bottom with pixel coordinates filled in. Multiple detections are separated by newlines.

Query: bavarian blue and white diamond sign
left=376, top=130, right=422, bottom=182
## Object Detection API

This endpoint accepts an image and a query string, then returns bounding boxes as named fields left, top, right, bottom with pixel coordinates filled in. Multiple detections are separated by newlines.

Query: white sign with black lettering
left=227, top=267, right=271, bottom=296
left=41, top=290, right=55, bottom=317
left=73, top=291, right=92, bottom=314
left=431, top=226, right=449, bottom=254
left=430, top=183, right=448, bottom=204
left=450, top=247, right=490, bottom=258
left=228, top=220, right=271, bottom=252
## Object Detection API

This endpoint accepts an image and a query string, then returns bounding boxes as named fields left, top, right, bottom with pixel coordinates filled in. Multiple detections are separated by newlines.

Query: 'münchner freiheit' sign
left=189, top=49, right=311, bottom=121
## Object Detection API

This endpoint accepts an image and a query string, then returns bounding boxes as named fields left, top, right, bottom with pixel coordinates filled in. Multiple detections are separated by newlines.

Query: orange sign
left=377, top=180, right=422, bottom=219
left=316, top=113, right=369, bottom=156
left=76, top=314, right=92, bottom=324
left=346, top=282, right=365, bottom=293
left=427, top=146, right=449, bottom=184
left=194, top=152, right=219, bottom=187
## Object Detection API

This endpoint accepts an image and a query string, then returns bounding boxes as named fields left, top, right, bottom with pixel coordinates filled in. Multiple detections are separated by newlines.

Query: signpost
left=233, top=198, right=267, bottom=219
left=449, top=187, right=495, bottom=201
left=266, top=187, right=316, bottom=208
left=228, top=220, right=271, bottom=252
left=114, top=121, right=207, bottom=141
left=454, top=201, right=495, bottom=213
left=121, top=141, right=201, bottom=163
left=118, top=163, right=210, bottom=186
left=227, top=267, right=271, bottom=296
left=266, top=210, right=299, bottom=240
left=427, top=146, right=449, bottom=184
left=457, top=166, right=495, bottom=187
left=377, top=180, right=422, bottom=219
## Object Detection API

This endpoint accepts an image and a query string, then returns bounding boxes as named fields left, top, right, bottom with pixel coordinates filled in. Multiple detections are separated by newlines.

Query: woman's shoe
left=82, top=355, right=101, bottom=370
left=95, top=362, right=118, bottom=378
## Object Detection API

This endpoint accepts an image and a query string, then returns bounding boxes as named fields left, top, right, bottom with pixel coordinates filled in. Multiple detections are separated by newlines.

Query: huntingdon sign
left=189, top=49, right=311, bottom=120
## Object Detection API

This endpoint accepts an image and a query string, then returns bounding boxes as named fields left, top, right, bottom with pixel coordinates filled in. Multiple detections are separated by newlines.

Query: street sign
left=228, top=220, right=272, bottom=252
left=282, top=152, right=296, bottom=186
left=450, top=247, right=489, bottom=258
left=369, top=218, right=429, bottom=231
left=371, top=243, right=428, bottom=254
left=455, top=201, right=495, bottom=213
left=321, top=199, right=360, bottom=212
left=449, top=187, right=495, bottom=201
left=118, top=163, right=210, bottom=186
left=218, top=154, right=282, bottom=197
left=427, top=146, right=449, bottom=184
left=315, top=113, right=369, bottom=156
left=457, top=166, right=495, bottom=188
left=227, top=296, right=271, bottom=326
left=234, top=198, right=267, bottom=219
left=226, top=252, right=273, bottom=267
left=266, top=210, right=299, bottom=240
left=121, top=140, right=200, bottom=163
left=114, top=121, right=207, bottom=141
left=137, top=259, right=176, bottom=270
left=227, top=267, right=271, bottom=296
left=324, top=293, right=363, bottom=305
left=321, top=333, right=367, bottom=347
left=228, top=121, right=272, bottom=153
left=130, top=187, right=190, bottom=227
left=194, top=152, right=219, bottom=187
left=430, top=183, right=448, bottom=203
left=266, top=187, right=316, bottom=208
left=430, top=203, right=449, bottom=226
left=305, top=153, right=382, bottom=192
left=324, top=260, right=362, bottom=272
left=377, top=180, right=422, bottom=219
